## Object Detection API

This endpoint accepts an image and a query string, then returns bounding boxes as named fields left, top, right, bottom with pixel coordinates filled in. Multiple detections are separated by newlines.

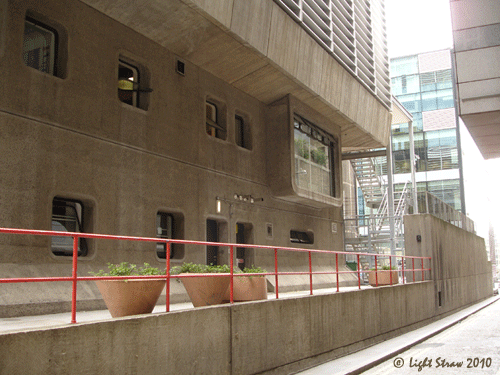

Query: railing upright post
left=421, top=258, right=424, bottom=281
left=402, top=256, right=405, bottom=284
left=166, top=241, right=171, bottom=312
left=336, top=253, right=339, bottom=293
left=71, top=235, right=79, bottom=324
left=357, top=254, right=361, bottom=289
left=274, top=248, right=279, bottom=299
left=375, top=255, right=378, bottom=287
left=309, top=251, right=313, bottom=295
left=412, top=258, right=415, bottom=283
left=230, top=245, right=234, bottom=304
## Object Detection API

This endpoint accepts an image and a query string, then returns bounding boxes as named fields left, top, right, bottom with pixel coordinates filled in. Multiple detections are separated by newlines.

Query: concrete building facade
left=0, top=0, right=392, bottom=312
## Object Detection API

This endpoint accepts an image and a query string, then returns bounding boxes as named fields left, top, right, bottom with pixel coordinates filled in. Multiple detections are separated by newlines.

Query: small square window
left=23, top=18, right=57, bottom=75
left=206, top=100, right=226, bottom=140
left=51, top=197, right=88, bottom=256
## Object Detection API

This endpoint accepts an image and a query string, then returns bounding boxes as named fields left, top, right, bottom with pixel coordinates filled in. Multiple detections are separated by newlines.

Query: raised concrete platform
left=0, top=285, right=370, bottom=334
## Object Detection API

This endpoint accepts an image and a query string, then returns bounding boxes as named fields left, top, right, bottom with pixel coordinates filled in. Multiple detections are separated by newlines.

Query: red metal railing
left=0, top=228, right=432, bottom=323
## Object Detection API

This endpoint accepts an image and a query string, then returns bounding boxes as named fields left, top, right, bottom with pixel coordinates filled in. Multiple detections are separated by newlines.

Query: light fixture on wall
left=233, top=194, right=263, bottom=204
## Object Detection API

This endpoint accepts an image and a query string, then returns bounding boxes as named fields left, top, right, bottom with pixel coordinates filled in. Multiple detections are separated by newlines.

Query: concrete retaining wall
left=0, top=283, right=435, bottom=375
left=404, top=214, right=493, bottom=314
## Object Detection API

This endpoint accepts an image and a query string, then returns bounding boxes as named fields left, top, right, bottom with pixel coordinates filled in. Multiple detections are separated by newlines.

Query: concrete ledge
left=0, top=282, right=445, bottom=375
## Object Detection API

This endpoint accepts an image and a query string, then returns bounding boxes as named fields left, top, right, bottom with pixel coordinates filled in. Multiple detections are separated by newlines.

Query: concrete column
left=386, top=134, right=396, bottom=256
left=408, top=120, right=418, bottom=213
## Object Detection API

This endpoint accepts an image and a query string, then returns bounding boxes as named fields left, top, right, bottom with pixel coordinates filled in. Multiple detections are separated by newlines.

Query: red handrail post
left=230, top=245, right=234, bottom=304
left=357, top=254, right=361, bottom=289
left=412, top=258, right=415, bottom=283
left=375, top=255, right=378, bottom=287
left=402, top=256, right=405, bottom=284
left=421, top=258, right=424, bottom=281
left=166, top=241, right=171, bottom=312
left=71, top=235, right=79, bottom=324
left=308, top=251, right=313, bottom=295
left=335, top=253, right=339, bottom=293
left=274, top=248, right=279, bottom=299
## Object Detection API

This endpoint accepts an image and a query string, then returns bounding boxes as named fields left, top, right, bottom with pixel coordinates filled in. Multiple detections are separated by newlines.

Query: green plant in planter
left=170, top=262, right=230, bottom=275
left=230, top=265, right=268, bottom=302
left=171, top=263, right=231, bottom=307
left=241, top=265, right=266, bottom=275
left=90, top=262, right=165, bottom=318
left=90, top=262, right=163, bottom=277
left=370, top=265, right=397, bottom=271
left=368, top=264, right=399, bottom=286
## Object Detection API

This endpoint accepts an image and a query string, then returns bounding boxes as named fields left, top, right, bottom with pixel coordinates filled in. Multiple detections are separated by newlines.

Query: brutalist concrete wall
left=0, top=307, right=232, bottom=375
left=0, top=0, right=348, bottom=315
left=404, top=214, right=493, bottom=313
left=0, top=283, right=437, bottom=375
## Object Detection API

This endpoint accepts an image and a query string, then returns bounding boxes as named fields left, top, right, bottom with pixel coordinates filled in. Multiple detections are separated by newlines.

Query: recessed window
left=235, top=114, right=252, bottom=150
left=290, top=230, right=314, bottom=244
left=51, top=198, right=88, bottom=256
left=23, top=18, right=57, bottom=75
left=266, top=223, right=273, bottom=239
left=156, top=212, right=184, bottom=260
left=294, top=114, right=338, bottom=197
left=206, top=100, right=226, bottom=140
left=118, top=58, right=151, bottom=110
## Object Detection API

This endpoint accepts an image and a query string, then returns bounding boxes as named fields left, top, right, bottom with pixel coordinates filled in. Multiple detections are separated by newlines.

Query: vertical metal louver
left=274, top=0, right=391, bottom=108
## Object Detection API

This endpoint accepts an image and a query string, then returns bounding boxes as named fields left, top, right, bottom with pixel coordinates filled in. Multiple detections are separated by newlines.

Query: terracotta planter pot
left=224, top=276, right=268, bottom=302
left=368, top=270, right=399, bottom=286
left=180, top=274, right=230, bottom=307
left=95, top=279, right=165, bottom=318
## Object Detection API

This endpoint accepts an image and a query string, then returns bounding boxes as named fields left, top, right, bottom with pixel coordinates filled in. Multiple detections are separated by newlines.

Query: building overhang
left=450, top=0, right=500, bottom=159
left=80, top=0, right=391, bottom=149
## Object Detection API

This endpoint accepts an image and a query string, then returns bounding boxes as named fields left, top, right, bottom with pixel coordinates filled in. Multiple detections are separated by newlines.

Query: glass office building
left=389, top=49, right=463, bottom=211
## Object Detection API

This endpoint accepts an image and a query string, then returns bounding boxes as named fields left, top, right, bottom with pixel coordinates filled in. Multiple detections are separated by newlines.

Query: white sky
left=385, top=0, right=454, bottom=57
left=385, top=0, right=500, bottom=242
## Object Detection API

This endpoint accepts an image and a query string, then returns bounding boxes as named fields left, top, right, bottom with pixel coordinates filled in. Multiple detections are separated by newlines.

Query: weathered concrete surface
left=0, top=306, right=232, bottom=375
left=0, top=283, right=448, bottom=375
left=1, top=0, right=350, bottom=314
left=404, top=214, right=493, bottom=314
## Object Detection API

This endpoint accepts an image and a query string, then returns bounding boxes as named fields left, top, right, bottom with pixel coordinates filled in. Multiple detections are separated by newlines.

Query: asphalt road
left=362, top=299, right=500, bottom=374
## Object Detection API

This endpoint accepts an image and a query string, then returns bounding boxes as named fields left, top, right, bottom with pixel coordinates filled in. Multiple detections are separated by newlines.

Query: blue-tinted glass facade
left=390, top=51, right=462, bottom=211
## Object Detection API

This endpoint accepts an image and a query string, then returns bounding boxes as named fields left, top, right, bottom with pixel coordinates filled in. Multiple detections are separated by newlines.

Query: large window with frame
left=290, top=230, right=314, bottom=244
left=23, top=18, right=57, bottom=75
left=294, top=114, right=337, bottom=197
left=51, top=197, right=88, bottom=257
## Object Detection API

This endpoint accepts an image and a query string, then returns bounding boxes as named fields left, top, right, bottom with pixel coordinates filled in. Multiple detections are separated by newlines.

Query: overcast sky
left=385, top=0, right=454, bottom=58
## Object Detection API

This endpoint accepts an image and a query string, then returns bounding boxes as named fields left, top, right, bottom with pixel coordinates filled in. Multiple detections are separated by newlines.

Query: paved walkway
left=296, top=295, right=500, bottom=375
